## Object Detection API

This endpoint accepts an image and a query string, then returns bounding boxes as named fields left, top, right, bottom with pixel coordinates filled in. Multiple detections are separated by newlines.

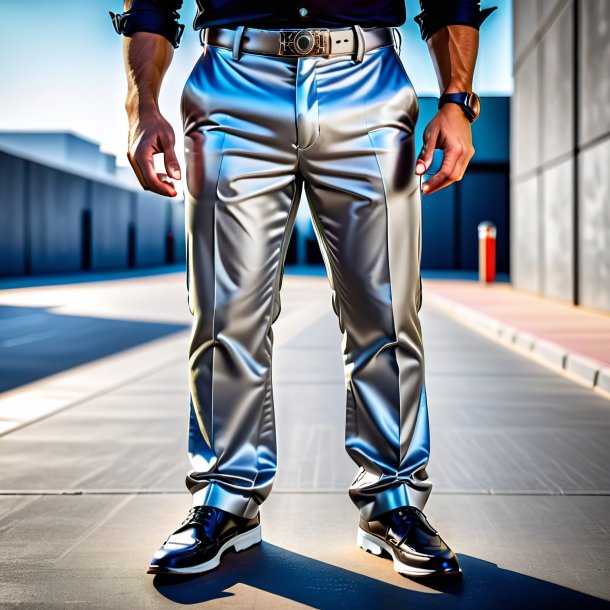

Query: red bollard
left=478, top=221, right=496, bottom=283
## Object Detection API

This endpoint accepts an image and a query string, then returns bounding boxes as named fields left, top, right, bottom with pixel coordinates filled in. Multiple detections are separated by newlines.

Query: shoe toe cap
left=150, top=540, right=201, bottom=569
left=432, top=553, right=461, bottom=574
left=394, top=544, right=461, bottom=575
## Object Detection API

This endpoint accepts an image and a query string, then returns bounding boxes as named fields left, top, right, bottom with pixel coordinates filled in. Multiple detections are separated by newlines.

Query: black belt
left=202, top=25, right=399, bottom=63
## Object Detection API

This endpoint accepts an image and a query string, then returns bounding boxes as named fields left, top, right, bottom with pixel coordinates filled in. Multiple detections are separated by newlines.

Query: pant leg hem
left=190, top=482, right=261, bottom=519
left=350, top=479, right=432, bottom=522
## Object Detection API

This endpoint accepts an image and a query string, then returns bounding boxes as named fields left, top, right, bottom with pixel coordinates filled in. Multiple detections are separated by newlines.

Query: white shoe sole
left=148, top=525, right=262, bottom=575
left=357, top=527, right=460, bottom=578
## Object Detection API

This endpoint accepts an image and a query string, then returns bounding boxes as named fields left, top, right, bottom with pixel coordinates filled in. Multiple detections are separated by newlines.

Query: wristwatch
left=438, top=92, right=481, bottom=123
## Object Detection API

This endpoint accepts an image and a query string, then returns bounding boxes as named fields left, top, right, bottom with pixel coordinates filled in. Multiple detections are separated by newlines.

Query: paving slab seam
left=1, top=489, right=609, bottom=496
left=426, top=293, right=610, bottom=401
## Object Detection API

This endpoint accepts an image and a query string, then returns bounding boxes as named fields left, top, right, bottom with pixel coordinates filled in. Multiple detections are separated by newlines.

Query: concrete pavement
left=0, top=271, right=609, bottom=609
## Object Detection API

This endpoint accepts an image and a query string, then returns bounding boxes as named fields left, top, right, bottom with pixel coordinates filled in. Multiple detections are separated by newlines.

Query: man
left=110, top=0, right=495, bottom=578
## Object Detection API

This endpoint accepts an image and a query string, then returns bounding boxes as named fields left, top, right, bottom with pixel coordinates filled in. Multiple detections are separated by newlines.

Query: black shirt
left=110, top=0, right=497, bottom=49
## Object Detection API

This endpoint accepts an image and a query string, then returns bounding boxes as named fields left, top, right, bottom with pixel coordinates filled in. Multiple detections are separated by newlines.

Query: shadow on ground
left=153, top=542, right=609, bottom=609
left=0, top=305, right=188, bottom=391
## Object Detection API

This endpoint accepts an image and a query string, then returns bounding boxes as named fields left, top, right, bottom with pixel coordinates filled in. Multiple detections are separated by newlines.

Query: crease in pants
left=180, top=34, right=431, bottom=521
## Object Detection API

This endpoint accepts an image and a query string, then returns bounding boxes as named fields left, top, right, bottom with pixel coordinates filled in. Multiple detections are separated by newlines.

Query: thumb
left=415, top=128, right=438, bottom=175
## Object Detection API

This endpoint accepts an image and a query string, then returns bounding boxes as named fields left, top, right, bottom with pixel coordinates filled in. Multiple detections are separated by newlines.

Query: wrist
left=441, top=82, right=473, bottom=95
left=438, top=103, right=471, bottom=127
left=126, top=86, right=159, bottom=113
left=439, top=102, right=469, bottom=116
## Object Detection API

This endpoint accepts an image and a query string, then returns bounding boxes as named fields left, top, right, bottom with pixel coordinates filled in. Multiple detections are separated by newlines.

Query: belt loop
left=232, top=25, right=246, bottom=61
left=391, top=26, right=403, bottom=55
left=351, top=25, right=365, bottom=64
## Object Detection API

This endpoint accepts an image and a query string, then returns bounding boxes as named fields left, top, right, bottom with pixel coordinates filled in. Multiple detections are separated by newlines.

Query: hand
left=126, top=107, right=181, bottom=197
left=414, top=103, right=475, bottom=195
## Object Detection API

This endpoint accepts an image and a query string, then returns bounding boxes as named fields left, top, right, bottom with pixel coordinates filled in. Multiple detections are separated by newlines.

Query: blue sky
left=0, top=0, right=512, bottom=167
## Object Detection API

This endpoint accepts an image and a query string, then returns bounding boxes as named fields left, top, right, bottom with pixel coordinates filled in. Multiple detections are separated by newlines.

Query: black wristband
left=438, top=93, right=477, bottom=122
left=109, top=10, right=185, bottom=49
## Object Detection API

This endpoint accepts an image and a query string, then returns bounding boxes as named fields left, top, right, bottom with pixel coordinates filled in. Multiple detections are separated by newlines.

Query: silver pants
left=181, top=26, right=432, bottom=521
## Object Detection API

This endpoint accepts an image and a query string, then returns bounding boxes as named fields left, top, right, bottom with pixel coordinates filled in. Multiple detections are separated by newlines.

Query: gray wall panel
left=511, top=47, right=540, bottom=178
left=135, top=193, right=168, bottom=266
left=540, top=0, right=567, bottom=24
left=90, top=183, right=132, bottom=270
left=513, top=0, right=539, bottom=64
left=511, top=176, right=541, bottom=293
left=28, top=164, right=87, bottom=273
left=0, top=153, right=26, bottom=275
left=542, top=158, right=574, bottom=302
left=541, top=1, right=574, bottom=165
left=511, top=0, right=610, bottom=312
left=578, top=140, right=610, bottom=312
left=579, top=0, right=610, bottom=146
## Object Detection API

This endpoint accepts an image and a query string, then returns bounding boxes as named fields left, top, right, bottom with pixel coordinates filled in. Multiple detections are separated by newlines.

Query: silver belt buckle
left=278, top=28, right=330, bottom=56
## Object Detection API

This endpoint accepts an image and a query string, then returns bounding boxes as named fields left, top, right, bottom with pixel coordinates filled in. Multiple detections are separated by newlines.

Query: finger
left=159, top=131, right=181, bottom=180
left=416, top=126, right=439, bottom=175
left=415, top=130, right=434, bottom=175
left=163, top=144, right=182, bottom=181
left=132, top=149, right=177, bottom=197
left=156, top=172, right=178, bottom=196
left=421, top=146, right=462, bottom=195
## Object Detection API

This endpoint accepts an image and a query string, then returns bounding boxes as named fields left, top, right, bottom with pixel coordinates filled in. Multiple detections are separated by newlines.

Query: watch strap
left=438, top=92, right=476, bottom=122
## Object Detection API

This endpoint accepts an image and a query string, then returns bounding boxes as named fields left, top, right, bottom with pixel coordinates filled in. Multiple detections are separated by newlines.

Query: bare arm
left=415, top=24, right=479, bottom=195
left=122, top=26, right=181, bottom=197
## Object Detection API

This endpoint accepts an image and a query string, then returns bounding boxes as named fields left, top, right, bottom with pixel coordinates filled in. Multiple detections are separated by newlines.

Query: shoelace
left=393, top=508, right=414, bottom=546
left=391, top=507, right=439, bottom=546
left=398, top=506, right=435, bottom=526
left=410, top=507, right=438, bottom=534
left=181, top=506, right=216, bottom=528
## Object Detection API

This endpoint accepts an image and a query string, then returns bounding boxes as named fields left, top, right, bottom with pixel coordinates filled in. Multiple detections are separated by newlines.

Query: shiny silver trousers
left=181, top=26, right=432, bottom=521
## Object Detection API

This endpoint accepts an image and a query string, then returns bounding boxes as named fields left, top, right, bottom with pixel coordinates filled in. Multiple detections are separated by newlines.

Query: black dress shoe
left=147, top=505, right=261, bottom=575
left=358, top=506, right=461, bottom=578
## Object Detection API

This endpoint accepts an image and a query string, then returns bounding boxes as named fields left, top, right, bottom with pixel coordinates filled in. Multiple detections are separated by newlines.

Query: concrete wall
left=29, top=164, right=88, bottom=274
left=511, top=0, right=610, bottom=312
left=90, top=183, right=133, bottom=271
left=0, top=152, right=27, bottom=275
left=135, top=192, right=172, bottom=267
left=578, top=1, right=610, bottom=312
left=0, top=147, right=186, bottom=277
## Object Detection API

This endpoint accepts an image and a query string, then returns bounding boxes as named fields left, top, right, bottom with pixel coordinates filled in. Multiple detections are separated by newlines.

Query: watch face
left=467, top=93, right=481, bottom=121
